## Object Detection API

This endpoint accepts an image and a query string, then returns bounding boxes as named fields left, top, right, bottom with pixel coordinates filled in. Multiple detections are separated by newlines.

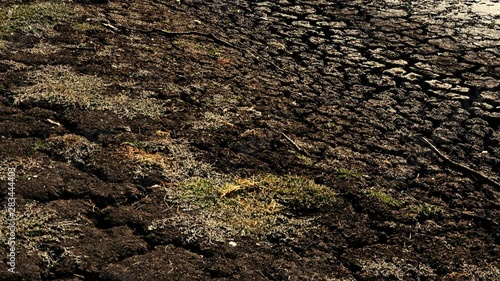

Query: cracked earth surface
left=0, top=0, right=499, bottom=280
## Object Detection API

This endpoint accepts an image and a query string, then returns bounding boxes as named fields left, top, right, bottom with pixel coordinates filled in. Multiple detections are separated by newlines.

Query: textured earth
left=0, top=0, right=499, bottom=280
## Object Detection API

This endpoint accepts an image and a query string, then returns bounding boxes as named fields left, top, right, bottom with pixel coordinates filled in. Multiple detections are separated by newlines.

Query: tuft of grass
left=41, top=134, right=96, bottom=164
left=172, top=39, right=205, bottom=55
left=0, top=2, right=73, bottom=35
left=121, top=141, right=143, bottom=149
left=192, top=112, right=235, bottom=130
left=73, top=22, right=105, bottom=33
left=335, top=168, right=361, bottom=180
left=0, top=202, right=82, bottom=268
left=117, top=132, right=215, bottom=182
left=157, top=174, right=337, bottom=240
left=208, top=47, right=221, bottom=59
left=367, top=190, right=403, bottom=208
left=178, top=175, right=336, bottom=211
left=180, top=177, right=220, bottom=208
left=360, top=257, right=436, bottom=280
left=24, top=41, right=61, bottom=56
left=119, top=144, right=171, bottom=177
left=297, top=154, right=314, bottom=166
left=406, top=203, right=442, bottom=219
left=13, top=65, right=166, bottom=119
left=32, top=139, right=51, bottom=152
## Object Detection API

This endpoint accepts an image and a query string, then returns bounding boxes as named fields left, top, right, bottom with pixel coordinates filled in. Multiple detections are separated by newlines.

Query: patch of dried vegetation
left=13, top=65, right=166, bottom=119
left=359, top=257, right=436, bottom=280
left=0, top=202, right=83, bottom=268
left=150, top=174, right=337, bottom=242
left=0, top=157, right=42, bottom=181
left=0, top=2, right=73, bottom=36
left=119, top=130, right=215, bottom=182
left=33, top=134, right=97, bottom=165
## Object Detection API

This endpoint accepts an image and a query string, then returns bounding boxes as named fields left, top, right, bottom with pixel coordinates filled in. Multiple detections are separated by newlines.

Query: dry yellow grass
left=13, top=65, right=166, bottom=119
left=0, top=2, right=73, bottom=35
left=152, top=174, right=337, bottom=241
left=118, top=133, right=215, bottom=182
left=0, top=202, right=82, bottom=268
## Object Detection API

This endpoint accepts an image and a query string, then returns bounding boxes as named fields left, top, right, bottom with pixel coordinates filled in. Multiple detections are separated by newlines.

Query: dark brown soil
left=0, top=0, right=499, bottom=280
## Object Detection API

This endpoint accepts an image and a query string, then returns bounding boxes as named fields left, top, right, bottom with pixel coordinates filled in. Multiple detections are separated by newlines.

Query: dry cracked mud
left=0, top=0, right=499, bottom=280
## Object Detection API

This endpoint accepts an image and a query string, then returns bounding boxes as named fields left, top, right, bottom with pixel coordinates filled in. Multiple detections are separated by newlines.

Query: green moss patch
left=154, top=174, right=337, bottom=241
left=0, top=2, right=73, bottom=35
left=367, top=190, right=403, bottom=208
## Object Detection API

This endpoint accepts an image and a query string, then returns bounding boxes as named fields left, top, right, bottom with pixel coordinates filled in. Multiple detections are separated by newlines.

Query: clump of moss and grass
left=405, top=203, right=442, bottom=220
left=0, top=2, right=73, bottom=36
left=13, top=65, right=166, bottom=119
left=153, top=174, right=337, bottom=241
left=33, top=134, right=97, bottom=165
left=365, top=189, right=443, bottom=221
left=367, top=189, right=403, bottom=208
left=73, top=22, right=105, bottom=33
left=335, top=168, right=361, bottom=180
left=32, top=139, right=51, bottom=152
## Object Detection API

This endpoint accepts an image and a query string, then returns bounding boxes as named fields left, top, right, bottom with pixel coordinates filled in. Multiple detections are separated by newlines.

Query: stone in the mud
left=425, top=80, right=453, bottom=90
left=450, top=86, right=470, bottom=93
left=412, top=62, right=440, bottom=78
left=363, top=61, right=385, bottom=69
left=462, top=73, right=500, bottom=89
left=480, top=91, right=500, bottom=106
left=384, top=67, right=406, bottom=76
left=402, top=72, right=423, bottom=82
